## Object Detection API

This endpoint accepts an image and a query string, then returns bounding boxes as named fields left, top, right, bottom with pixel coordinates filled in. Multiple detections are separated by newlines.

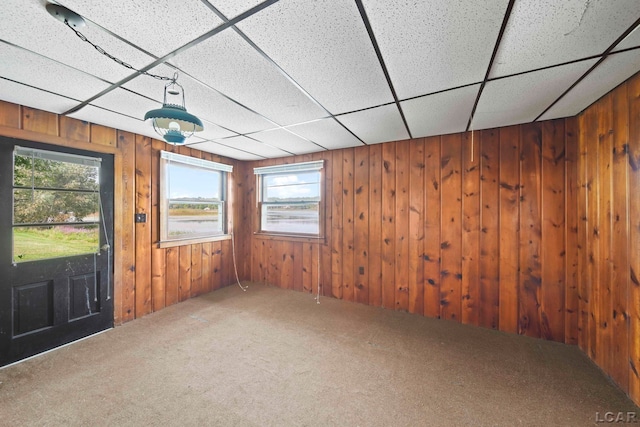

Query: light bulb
left=168, top=121, right=180, bottom=131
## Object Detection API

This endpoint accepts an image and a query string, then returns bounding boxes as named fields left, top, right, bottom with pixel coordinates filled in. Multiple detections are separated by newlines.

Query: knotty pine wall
left=0, top=101, right=242, bottom=325
left=576, top=71, right=640, bottom=405
left=239, top=118, right=579, bottom=344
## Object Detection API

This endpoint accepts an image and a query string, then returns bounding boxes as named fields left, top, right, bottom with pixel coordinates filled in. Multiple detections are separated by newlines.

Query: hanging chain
left=64, top=20, right=173, bottom=81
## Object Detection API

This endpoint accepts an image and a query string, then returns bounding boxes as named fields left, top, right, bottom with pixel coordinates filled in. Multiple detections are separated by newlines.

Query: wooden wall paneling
left=541, top=120, right=566, bottom=342
left=269, top=240, right=280, bottom=287
left=440, top=134, right=462, bottom=321
left=134, top=135, right=153, bottom=317
left=342, top=148, right=355, bottom=302
left=408, top=138, right=425, bottom=315
left=239, top=163, right=252, bottom=280
left=320, top=151, right=332, bottom=297
left=212, top=241, right=222, bottom=290
left=224, top=239, right=233, bottom=288
left=381, top=142, right=396, bottom=309
left=577, top=113, right=590, bottom=352
left=191, top=243, right=203, bottom=296
left=331, top=150, right=343, bottom=298
left=395, top=141, right=410, bottom=311
left=21, top=107, right=57, bottom=136
left=498, top=126, right=520, bottom=333
left=628, top=72, right=640, bottom=405
left=90, top=124, right=116, bottom=147
left=179, top=245, right=192, bottom=300
left=368, top=144, right=382, bottom=306
left=150, top=139, right=166, bottom=312
left=354, top=146, right=369, bottom=304
left=59, top=116, right=89, bottom=142
left=0, top=101, right=20, bottom=128
left=303, top=242, right=312, bottom=293
left=165, top=247, right=180, bottom=306
left=293, top=242, right=303, bottom=292
left=586, top=104, right=599, bottom=360
left=202, top=242, right=212, bottom=293
left=564, top=117, right=579, bottom=345
left=311, top=241, right=320, bottom=296
left=115, top=130, right=136, bottom=323
left=519, top=123, right=542, bottom=338
left=423, top=136, right=441, bottom=318
left=479, top=129, right=500, bottom=329
left=610, top=83, right=630, bottom=390
left=281, top=241, right=294, bottom=290
left=462, top=131, right=480, bottom=326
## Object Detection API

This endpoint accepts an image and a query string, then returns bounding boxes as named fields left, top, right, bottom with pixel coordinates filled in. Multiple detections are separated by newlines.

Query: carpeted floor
left=0, top=283, right=637, bottom=426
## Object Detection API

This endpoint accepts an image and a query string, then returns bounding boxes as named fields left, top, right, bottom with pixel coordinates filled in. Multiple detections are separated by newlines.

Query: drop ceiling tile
left=68, top=105, right=157, bottom=139
left=0, top=78, right=79, bottom=114
left=539, top=49, right=640, bottom=121
left=124, top=65, right=277, bottom=134
left=170, top=28, right=327, bottom=126
left=205, top=0, right=266, bottom=19
left=59, top=0, right=223, bottom=57
left=401, top=84, right=480, bottom=138
left=614, top=25, right=640, bottom=52
left=473, top=59, right=598, bottom=130
left=1, top=0, right=155, bottom=83
left=251, top=128, right=324, bottom=155
left=187, top=140, right=264, bottom=161
left=0, top=42, right=110, bottom=102
left=214, top=135, right=292, bottom=158
left=363, top=0, right=509, bottom=99
left=337, top=104, right=409, bottom=144
left=195, top=120, right=238, bottom=140
left=237, top=0, right=393, bottom=114
left=90, top=88, right=160, bottom=121
left=492, top=0, right=640, bottom=77
left=286, top=119, right=363, bottom=150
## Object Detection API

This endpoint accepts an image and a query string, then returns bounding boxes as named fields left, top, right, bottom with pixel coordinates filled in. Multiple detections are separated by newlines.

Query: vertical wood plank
left=499, top=126, right=520, bottom=333
left=90, top=124, right=117, bottom=147
left=440, top=134, right=462, bottom=321
left=462, top=131, right=480, bottom=326
left=395, top=140, right=410, bottom=312
left=565, top=117, right=580, bottom=345
left=320, top=152, right=333, bottom=297
left=577, top=113, right=590, bottom=353
left=59, top=116, right=89, bottom=142
left=423, top=136, right=441, bottom=319
left=479, top=129, right=500, bottom=330
left=368, top=144, right=382, bottom=307
left=281, top=241, right=294, bottom=290
left=165, top=247, right=180, bottom=306
left=179, top=245, right=192, bottom=301
left=342, top=148, right=355, bottom=302
left=541, top=120, right=566, bottom=342
left=354, top=146, right=369, bottom=305
left=134, top=135, right=152, bottom=318
left=202, top=242, right=212, bottom=293
left=0, top=100, right=20, bottom=128
left=331, top=150, right=343, bottom=299
left=408, top=138, right=425, bottom=316
left=293, top=242, right=303, bottom=292
left=191, top=244, right=203, bottom=296
left=586, top=105, right=600, bottom=360
left=150, top=139, right=165, bottom=312
left=519, top=123, right=543, bottom=338
left=21, top=107, right=57, bottom=136
left=381, top=142, right=396, bottom=309
left=212, top=241, right=222, bottom=290
left=303, top=242, right=313, bottom=293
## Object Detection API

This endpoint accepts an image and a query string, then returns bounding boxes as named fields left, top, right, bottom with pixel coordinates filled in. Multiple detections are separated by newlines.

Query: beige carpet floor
left=0, top=283, right=637, bottom=426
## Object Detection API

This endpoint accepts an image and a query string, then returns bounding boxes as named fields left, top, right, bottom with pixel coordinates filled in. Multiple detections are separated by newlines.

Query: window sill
left=253, top=232, right=325, bottom=244
left=158, top=234, right=230, bottom=248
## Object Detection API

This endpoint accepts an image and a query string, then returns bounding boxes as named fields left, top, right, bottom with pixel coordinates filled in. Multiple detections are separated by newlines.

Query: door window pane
left=13, top=189, right=99, bottom=224
left=13, top=225, right=99, bottom=262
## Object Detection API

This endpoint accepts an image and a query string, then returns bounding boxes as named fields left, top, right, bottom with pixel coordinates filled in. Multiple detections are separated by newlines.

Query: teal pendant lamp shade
left=145, top=74, right=203, bottom=144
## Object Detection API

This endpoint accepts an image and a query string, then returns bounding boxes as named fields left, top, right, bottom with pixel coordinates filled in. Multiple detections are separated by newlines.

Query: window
left=254, top=161, right=324, bottom=236
left=160, top=151, right=232, bottom=244
left=13, top=147, right=101, bottom=262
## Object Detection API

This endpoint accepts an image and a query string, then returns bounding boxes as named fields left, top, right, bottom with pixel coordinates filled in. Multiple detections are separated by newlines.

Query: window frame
left=159, top=150, right=232, bottom=248
left=254, top=160, right=324, bottom=240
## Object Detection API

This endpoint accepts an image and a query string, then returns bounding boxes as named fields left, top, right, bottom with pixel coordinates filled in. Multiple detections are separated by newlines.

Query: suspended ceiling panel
left=614, top=27, right=640, bottom=52
left=491, top=0, right=640, bottom=78
left=214, top=135, right=290, bottom=158
left=1, top=0, right=154, bottom=83
left=90, top=88, right=160, bottom=121
left=124, top=65, right=277, bottom=134
left=58, top=0, right=223, bottom=57
left=337, top=104, right=409, bottom=144
left=363, top=0, right=509, bottom=99
left=237, top=0, right=393, bottom=114
left=285, top=119, right=363, bottom=150
left=401, top=84, right=480, bottom=138
left=207, top=1, right=265, bottom=20
left=68, top=104, right=157, bottom=139
left=250, top=128, right=323, bottom=155
left=170, top=28, right=327, bottom=126
left=473, top=59, right=598, bottom=130
left=187, top=140, right=264, bottom=161
left=540, top=49, right=640, bottom=121
left=0, top=79, right=79, bottom=115
left=0, top=42, right=110, bottom=103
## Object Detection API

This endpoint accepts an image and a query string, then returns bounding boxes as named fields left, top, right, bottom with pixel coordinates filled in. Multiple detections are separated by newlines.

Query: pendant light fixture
left=46, top=3, right=203, bottom=145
